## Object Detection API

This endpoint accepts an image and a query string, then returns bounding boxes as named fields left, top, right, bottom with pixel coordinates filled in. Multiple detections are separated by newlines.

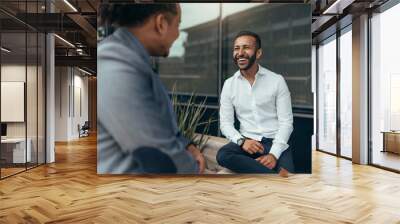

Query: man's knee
left=216, top=143, right=237, bottom=166
left=133, top=147, right=177, bottom=173
left=278, top=148, right=295, bottom=173
left=216, top=144, right=232, bottom=165
left=216, top=147, right=228, bottom=166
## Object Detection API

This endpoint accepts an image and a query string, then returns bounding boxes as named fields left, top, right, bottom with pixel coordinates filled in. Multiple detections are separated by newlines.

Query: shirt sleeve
left=269, top=76, right=294, bottom=159
left=98, top=42, right=197, bottom=173
left=219, top=79, right=243, bottom=144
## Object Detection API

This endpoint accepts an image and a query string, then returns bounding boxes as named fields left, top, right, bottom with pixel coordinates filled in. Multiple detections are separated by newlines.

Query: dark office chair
left=78, top=121, right=90, bottom=138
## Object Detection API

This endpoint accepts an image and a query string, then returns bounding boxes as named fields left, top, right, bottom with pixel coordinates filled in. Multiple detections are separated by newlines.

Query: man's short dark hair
left=234, top=31, right=261, bottom=49
left=99, top=3, right=178, bottom=27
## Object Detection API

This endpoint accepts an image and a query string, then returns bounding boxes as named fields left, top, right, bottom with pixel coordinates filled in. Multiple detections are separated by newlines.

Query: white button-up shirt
left=219, top=65, right=293, bottom=159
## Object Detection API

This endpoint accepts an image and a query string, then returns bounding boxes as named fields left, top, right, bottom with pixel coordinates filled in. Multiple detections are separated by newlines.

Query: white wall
left=1, top=82, right=25, bottom=122
left=352, top=14, right=369, bottom=164
left=46, top=32, right=56, bottom=163
left=1, top=63, right=46, bottom=164
left=55, top=67, right=89, bottom=141
left=1, top=65, right=37, bottom=138
left=69, top=71, right=89, bottom=139
left=55, top=66, right=69, bottom=141
left=1, top=66, right=26, bottom=139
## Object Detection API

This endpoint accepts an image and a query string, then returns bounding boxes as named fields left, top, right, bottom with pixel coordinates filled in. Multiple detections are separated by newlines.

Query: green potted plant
left=171, top=86, right=216, bottom=151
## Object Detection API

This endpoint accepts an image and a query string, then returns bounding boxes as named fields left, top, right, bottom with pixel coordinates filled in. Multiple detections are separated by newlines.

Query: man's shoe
left=278, top=167, right=290, bottom=178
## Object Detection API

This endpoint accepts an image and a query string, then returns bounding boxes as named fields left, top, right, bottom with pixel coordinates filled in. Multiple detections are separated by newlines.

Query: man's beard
left=233, top=53, right=257, bottom=71
left=161, top=48, right=170, bottom=57
left=158, top=43, right=171, bottom=57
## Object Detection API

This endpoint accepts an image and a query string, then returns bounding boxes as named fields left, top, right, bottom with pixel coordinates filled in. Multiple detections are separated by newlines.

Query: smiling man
left=217, top=31, right=295, bottom=176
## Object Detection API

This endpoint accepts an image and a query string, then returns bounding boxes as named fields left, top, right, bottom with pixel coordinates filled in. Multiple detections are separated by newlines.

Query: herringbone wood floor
left=1, top=134, right=400, bottom=224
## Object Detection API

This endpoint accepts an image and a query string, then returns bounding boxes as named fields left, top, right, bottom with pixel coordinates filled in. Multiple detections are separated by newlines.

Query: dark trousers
left=131, top=147, right=177, bottom=173
left=216, top=138, right=295, bottom=174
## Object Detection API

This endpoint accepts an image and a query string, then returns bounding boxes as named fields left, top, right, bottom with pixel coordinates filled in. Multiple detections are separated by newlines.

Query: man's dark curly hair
left=99, top=3, right=178, bottom=27
left=234, top=31, right=261, bottom=50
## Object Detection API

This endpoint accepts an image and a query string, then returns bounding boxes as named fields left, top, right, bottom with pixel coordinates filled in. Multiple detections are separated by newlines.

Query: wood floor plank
left=0, top=134, right=400, bottom=223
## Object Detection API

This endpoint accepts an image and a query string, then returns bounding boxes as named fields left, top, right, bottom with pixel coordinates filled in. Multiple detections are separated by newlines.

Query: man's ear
left=154, top=13, right=168, bottom=36
left=256, top=48, right=263, bottom=59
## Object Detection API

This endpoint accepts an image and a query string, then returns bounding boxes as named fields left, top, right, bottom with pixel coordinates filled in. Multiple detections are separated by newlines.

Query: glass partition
left=0, top=1, right=46, bottom=179
left=158, top=3, right=220, bottom=96
left=221, top=3, right=312, bottom=109
left=317, top=35, right=337, bottom=155
left=38, top=31, right=45, bottom=165
left=1, top=30, right=28, bottom=178
left=371, top=3, right=400, bottom=171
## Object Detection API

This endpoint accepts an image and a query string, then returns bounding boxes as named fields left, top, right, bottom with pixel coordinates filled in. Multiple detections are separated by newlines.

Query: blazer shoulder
left=98, top=36, right=135, bottom=58
left=98, top=35, right=148, bottom=72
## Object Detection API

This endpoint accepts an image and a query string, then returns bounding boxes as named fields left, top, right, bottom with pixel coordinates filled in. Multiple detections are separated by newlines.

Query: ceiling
left=0, top=0, right=395, bottom=74
left=0, top=0, right=100, bottom=74
left=310, top=0, right=390, bottom=43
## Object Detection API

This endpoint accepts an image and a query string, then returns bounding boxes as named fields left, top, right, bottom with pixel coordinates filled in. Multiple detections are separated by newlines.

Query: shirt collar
left=234, top=64, right=267, bottom=79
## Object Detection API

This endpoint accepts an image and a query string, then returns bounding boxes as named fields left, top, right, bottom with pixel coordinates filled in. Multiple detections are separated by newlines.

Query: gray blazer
left=97, top=27, right=197, bottom=174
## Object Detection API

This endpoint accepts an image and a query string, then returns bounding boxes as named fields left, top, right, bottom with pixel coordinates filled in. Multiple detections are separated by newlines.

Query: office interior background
left=0, top=0, right=97, bottom=179
left=0, top=0, right=399, bottom=177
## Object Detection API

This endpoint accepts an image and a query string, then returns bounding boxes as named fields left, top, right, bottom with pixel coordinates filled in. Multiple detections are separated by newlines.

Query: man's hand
left=256, top=154, right=277, bottom=169
left=242, top=139, right=264, bottom=154
left=187, top=144, right=206, bottom=174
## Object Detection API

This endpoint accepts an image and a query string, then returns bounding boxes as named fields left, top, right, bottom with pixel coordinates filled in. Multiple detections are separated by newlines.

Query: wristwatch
left=237, top=137, right=245, bottom=147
